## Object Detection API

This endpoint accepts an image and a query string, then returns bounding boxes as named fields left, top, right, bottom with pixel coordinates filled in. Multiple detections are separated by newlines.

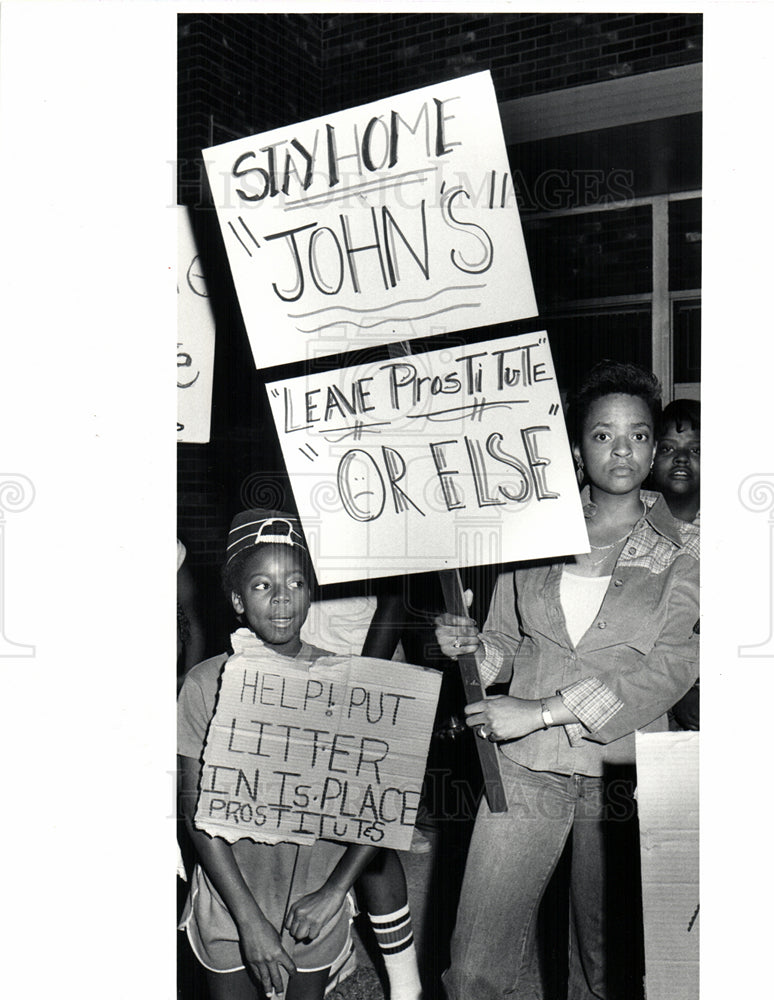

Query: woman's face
left=652, top=422, right=700, bottom=498
left=573, top=393, right=656, bottom=498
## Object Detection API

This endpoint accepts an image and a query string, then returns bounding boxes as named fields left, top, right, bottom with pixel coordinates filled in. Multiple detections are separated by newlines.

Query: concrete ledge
left=499, top=64, right=702, bottom=143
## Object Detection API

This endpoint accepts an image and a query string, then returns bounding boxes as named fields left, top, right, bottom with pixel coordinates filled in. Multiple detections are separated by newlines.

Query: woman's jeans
left=442, top=756, right=641, bottom=1000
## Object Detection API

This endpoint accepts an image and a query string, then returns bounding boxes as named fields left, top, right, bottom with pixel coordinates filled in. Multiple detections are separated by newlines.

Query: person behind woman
left=434, top=361, right=699, bottom=1000
left=651, top=398, right=701, bottom=730
left=651, top=398, right=700, bottom=525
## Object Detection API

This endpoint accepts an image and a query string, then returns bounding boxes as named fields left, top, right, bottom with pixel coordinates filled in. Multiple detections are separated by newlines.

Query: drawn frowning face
left=337, top=450, right=386, bottom=522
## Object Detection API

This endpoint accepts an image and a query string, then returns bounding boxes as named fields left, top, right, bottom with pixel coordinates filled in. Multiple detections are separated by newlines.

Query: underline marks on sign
left=548, top=403, right=559, bottom=416
left=296, top=300, right=481, bottom=334
left=404, top=397, right=528, bottom=423
left=322, top=420, right=393, bottom=443
left=289, top=284, right=486, bottom=319
left=283, top=167, right=439, bottom=211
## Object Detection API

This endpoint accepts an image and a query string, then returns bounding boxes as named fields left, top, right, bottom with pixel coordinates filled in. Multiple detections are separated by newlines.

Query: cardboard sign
left=265, top=331, right=588, bottom=585
left=635, top=732, right=699, bottom=1000
left=195, top=630, right=441, bottom=850
left=177, top=206, right=215, bottom=443
left=203, top=71, right=536, bottom=370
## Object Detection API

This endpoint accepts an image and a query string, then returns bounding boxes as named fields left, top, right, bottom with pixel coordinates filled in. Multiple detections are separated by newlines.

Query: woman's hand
left=238, top=915, right=296, bottom=997
left=285, top=884, right=345, bottom=944
left=464, top=695, right=543, bottom=742
left=434, top=589, right=478, bottom=660
left=434, top=612, right=480, bottom=659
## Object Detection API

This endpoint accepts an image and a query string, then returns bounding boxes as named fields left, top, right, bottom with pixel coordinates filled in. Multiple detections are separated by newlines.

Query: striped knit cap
left=226, top=508, right=307, bottom=565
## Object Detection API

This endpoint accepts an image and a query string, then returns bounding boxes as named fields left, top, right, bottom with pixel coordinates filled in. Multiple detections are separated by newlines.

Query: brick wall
left=321, top=12, right=702, bottom=111
left=177, top=444, right=226, bottom=571
left=178, top=13, right=323, bottom=205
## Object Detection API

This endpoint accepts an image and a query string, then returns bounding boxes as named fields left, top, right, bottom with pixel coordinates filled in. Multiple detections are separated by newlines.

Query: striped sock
left=369, top=904, right=423, bottom=1000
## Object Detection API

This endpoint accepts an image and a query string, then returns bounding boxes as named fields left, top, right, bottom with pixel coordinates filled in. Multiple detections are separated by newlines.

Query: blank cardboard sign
left=636, top=732, right=699, bottom=1000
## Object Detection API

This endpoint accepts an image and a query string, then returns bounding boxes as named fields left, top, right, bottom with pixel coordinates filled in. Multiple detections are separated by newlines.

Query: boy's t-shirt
left=178, top=641, right=352, bottom=974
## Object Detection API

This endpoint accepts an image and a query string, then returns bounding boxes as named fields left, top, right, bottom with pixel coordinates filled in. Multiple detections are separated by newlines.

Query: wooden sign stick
left=387, top=340, right=507, bottom=814
left=437, top=569, right=507, bottom=813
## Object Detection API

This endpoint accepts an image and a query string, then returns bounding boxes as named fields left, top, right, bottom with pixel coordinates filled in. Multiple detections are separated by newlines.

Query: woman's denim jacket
left=479, top=490, right=699, bottom=775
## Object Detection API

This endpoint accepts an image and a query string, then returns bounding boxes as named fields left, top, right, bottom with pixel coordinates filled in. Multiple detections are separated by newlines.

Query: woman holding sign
left=434, top=361, right=699, bottom=1000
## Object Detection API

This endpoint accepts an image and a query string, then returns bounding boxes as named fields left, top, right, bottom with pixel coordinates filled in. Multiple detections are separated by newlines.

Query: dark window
left=509, top=113, right=702, bottom=211
left=543, top=307, right=652, bottom=398
left=673, top=299, right=701, bottom=383
left=669, top=198, right=702, bottom=291
left=523, top=207, right=652, bottom=307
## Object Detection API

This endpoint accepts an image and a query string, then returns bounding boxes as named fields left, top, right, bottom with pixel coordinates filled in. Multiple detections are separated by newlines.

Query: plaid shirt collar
left=580, top=487, right=684, bottom=550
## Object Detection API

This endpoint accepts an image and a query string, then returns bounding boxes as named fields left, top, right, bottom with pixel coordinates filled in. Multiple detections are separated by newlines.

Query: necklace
left=586, top=542, right=627, bottom=568
left=584, top=501, right=645, bottom=567
left=590, top=530, right=632, bottom=552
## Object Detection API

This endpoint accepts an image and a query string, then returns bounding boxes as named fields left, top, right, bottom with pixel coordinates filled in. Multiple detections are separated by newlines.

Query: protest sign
left=265, top=330, right=588, bottom=585
left=203, top=71, right=536, bottom=370
left=177, top=206, right=215, bottom=443
left=636, top=732, right=699, bottom=1000
left=195, top=630, right=441, bottom=850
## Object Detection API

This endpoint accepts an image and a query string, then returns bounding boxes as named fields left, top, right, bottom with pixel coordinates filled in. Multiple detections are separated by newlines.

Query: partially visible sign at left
left=178, top=206, right=216, bottom=443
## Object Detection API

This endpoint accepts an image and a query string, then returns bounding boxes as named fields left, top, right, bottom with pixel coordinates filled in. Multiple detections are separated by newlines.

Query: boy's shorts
left=179, top=839, right=355, bottom=975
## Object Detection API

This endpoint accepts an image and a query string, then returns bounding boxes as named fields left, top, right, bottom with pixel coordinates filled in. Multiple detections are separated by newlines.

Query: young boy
left=178, top=509, right=379, bottom=1000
